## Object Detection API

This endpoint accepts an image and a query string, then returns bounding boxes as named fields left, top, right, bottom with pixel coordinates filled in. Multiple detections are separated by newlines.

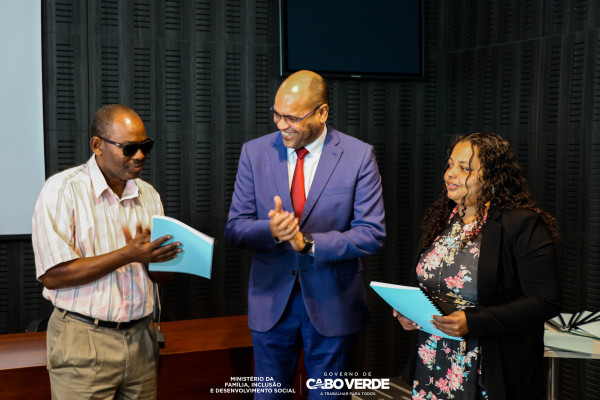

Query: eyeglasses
left=97, top=136, right=155, bottom=157
left=270, top=104, right=324, bottom=125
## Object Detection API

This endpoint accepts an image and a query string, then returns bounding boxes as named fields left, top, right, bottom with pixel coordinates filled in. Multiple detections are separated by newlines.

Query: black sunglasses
left=97, top=136, right=155, bottom=157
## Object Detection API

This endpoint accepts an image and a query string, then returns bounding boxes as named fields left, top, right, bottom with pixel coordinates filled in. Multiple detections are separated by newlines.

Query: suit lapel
left=477, top=208, right=502, bottom=305
left=268, top=133, right=294, bottom=213
left=300, top=129, right=342, bottom=226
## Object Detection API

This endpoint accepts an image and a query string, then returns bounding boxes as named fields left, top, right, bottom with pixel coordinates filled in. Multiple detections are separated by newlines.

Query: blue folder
left=149, top=216, right=214, bottom=279
left=370, top=281, right=463, bottom=341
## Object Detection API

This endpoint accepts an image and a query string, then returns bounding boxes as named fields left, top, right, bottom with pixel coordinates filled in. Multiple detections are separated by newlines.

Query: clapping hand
left=268, top=196, right=299, bottom=241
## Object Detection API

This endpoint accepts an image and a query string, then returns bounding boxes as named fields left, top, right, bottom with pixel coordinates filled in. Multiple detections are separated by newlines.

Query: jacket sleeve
left=311, top=145, right=386, bottom=263
left=224, top=143, right=275, bottom=252
left=465, top=211, right=561, bottom=336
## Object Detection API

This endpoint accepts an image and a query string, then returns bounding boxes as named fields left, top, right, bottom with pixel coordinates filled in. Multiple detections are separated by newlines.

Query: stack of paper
left=545, top=312, right=600, bottom=354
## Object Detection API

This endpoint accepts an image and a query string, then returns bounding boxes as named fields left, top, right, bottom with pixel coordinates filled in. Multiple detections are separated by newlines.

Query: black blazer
left=404, top=208, right=561, bottom=400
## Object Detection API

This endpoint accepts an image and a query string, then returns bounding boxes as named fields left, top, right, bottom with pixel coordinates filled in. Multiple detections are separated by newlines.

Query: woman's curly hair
left=420, top=132, right=560, bottom=249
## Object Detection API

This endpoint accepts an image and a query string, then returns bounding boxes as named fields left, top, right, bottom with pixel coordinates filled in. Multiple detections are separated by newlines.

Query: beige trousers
left=46, top=308, right=159, bottom=400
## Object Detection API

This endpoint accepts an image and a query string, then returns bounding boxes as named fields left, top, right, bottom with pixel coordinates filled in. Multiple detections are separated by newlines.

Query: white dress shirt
left=285, top=126, right=327, bottom=255
left=286, top=125, right=327, bottom=193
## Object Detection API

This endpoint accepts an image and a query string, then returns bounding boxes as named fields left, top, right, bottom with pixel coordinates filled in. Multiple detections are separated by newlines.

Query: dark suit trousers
left=251, top=283, right=356, bottom=400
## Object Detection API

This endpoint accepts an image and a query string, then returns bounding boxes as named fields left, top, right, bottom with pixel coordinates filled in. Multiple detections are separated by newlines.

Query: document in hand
left=149, top=216, right=214, bottom=279
left=370, top=281, right=463, bottom=341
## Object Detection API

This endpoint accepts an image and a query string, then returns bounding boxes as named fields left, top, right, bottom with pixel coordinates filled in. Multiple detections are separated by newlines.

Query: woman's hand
left=432, top=311, right=469, bottom=337
left=393, top=309, right=421, bottom=331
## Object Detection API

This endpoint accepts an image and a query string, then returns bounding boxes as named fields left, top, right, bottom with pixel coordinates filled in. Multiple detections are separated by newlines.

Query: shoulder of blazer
left=239, top=131, right=282, bottom=151
left=499, top=208, right=541, bottom=230
left=483, top=207, right=542, bottom=234
left=480, top=207, right=540, bottom=258
left=480, top=208, right=546, bottom=266
left=329, top=127, right=372, bottom=151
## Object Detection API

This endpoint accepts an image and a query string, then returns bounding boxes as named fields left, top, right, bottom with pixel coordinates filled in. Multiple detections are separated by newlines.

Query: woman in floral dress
left=394, top=133, right=561, bottom=400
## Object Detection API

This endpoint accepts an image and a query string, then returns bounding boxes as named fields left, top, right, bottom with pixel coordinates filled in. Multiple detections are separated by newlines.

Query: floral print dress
left=412, top=210, right=488, bottom=400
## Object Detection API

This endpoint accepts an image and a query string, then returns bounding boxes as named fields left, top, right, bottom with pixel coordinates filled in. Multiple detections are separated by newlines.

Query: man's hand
left=431, top=311, right=469, bottom=337
left=268, top=196, right=299, bottom=241
left=122, top=224, right=181, bottom=265
left=39, top=224, right=181, bottom=290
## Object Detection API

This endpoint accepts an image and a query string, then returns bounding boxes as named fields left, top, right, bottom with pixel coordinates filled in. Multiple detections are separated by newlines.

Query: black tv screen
left=279, top=0, right=423, bottom=79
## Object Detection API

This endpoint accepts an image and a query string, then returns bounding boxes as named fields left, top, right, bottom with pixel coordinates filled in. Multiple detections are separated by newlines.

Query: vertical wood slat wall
left=1, top=0, right=599, bottom=396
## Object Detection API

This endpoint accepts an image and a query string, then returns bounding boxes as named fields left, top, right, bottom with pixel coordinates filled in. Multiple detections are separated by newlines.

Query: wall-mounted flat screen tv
left=279, top=0, right=423, bottom=79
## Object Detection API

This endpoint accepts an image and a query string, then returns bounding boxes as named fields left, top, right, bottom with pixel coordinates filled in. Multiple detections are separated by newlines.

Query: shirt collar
left=287, top=125, right=328, bottom=158
left=88, top=155, right=140, bottom=201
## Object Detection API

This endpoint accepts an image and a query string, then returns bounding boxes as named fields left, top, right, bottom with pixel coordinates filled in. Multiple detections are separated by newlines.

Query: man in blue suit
left=225, top=70, right=385, bottom=399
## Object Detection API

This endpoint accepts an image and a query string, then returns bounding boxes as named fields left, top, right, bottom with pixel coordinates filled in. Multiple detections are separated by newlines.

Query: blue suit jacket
left=225, top=126, right=386, bottom=336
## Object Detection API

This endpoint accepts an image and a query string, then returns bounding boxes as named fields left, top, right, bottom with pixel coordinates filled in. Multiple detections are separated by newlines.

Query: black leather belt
left=58, top=308, right=144, bottom=330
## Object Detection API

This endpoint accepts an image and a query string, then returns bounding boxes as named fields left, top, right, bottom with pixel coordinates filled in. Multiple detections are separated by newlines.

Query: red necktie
left=290, top=147, right=309, bottom=218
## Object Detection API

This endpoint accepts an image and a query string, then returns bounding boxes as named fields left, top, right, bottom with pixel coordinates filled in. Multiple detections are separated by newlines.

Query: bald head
left=272, top=71, right=330, bottom=149
left=91, top=104, right=142, bottom=139
left=275, top=70, right=329, bottom=110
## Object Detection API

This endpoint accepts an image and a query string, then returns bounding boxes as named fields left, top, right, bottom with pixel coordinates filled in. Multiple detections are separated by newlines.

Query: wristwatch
left=300, top=232, right=314, bottom=254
